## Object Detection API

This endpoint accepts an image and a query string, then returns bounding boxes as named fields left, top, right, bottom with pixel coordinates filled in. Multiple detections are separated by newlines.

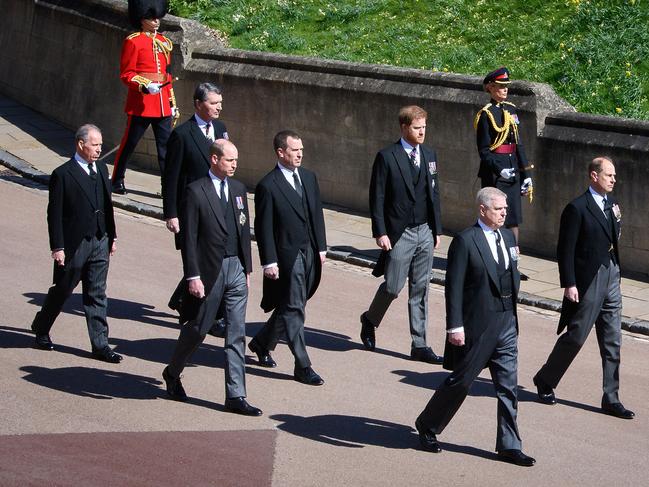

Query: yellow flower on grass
left=626, top=71, right=632, bottom=77
left=615, top=107, right=622, bottom=113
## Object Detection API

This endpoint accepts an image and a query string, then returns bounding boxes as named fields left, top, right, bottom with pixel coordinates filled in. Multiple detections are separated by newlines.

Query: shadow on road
left=270, top=413, right=415, bottom=449
left=393, top=369, right=517, bottom=398
left=270, top=412, right=498, bottom=460
left=19, top=365, right=163, bottom=400
left=23, top=292, right=179, bottom=330
left=1, top=325, right=101, bottom=360
left=393, top=368, right=601, bottom=413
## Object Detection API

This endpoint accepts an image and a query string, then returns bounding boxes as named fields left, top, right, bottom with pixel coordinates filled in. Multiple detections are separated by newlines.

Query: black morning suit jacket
left=442, top=224, right=520, bottom=371
left=179, top=175, right=252, bottom=324
left=162, top=116, right=227, bottom=248
left=254, top=166, right=327, bottom=313
left=369, top=141, right=442, bottom=277
left=47, top=157, right=116, bottom=277
left=556, top=190, right=621, bottom=333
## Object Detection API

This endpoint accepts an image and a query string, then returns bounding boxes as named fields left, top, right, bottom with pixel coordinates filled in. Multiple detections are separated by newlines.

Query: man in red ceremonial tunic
left=111, top=0, right=178, bottom=195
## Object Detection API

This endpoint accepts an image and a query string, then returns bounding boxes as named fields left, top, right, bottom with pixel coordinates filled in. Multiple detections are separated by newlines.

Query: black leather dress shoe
left=91, top=348, right=123, bottom=364
left=497, top=449, right=536, bottom=467
left=294, top=366, right=324, bottom=386
left=520, top=272, right=530, bottom=281
left=208, top=318, right=226, bottom=338
left=415, top=419, right=441, bottom=453
left=360, top=313, right=376, bottom=351
left=602, top=402, right=635, bottom=419
left=31, top=316, right=54, bottom=350
left=248, top=339, right=277, bottom=368
left=224, top=397, right=262, bottom=416
left=410, top=347, right=443, bottom=365
left=533, top=375, right=556, bottom=405
left=112, top=182, right=127, bottom=195
left=34, top=334, right=54, bottom=350
left=162, top=366, right=187, bottom=401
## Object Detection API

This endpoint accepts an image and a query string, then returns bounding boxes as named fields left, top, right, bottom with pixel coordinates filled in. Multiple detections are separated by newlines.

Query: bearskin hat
left=128, top=0, right=169, bottom=29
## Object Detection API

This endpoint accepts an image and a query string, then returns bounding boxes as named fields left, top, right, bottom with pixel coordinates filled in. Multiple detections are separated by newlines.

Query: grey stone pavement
left=1, top=92, right=648, bottom=335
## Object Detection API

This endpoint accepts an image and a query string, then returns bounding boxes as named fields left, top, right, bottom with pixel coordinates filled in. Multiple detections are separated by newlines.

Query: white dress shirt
left=448, top=219, right=510, bottom=334
left=400, top=138, right=420, bottom=166
left=74, top=153, right=94, bottom=175
left=588, top=186, right=608, bottom=214
left=194, top=113, right=214, bottom=141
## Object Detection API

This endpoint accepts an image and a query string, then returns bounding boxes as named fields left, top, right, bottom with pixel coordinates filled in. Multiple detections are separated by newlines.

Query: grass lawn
left=170, top=0, right=649, bottom=120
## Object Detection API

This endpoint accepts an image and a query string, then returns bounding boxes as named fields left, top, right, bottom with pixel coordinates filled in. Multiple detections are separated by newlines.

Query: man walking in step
left=415, top=187, right=535, bottom=467
left=163, top=82, right=229, bottom=336
left=360, top=105, right=443, bottom=364
left=162, top=139, right=261, bottom=416
left=31, top=124, right=122, bottom=364
left=533, top=157, right=634, bottom=420
left=248, top=130, right=328, bottom=386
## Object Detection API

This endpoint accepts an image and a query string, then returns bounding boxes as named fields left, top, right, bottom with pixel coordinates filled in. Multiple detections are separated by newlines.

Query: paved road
left=1, top=173, right=647, bottom=486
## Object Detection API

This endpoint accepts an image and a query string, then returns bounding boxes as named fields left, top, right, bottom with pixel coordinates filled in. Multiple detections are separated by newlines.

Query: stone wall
left=1, top=0, right=647, bottom=276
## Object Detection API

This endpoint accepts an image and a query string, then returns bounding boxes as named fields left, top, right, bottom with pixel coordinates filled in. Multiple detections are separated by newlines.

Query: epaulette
left=502, top=101, right=516, bottom=108
left=474, top=102, right=520, bottom=149
left=126, top=32, right=142, bottom=40
left=473, top=103, right=493, bottom=130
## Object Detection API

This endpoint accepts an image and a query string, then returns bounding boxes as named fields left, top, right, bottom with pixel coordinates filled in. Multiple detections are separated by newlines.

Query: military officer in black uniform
left=475, top=67, right=532, bottom=278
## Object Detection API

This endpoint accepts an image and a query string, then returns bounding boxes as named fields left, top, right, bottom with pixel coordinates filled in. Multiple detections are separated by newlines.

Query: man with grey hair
left=163, top=82, right=229, bottom=325
left=533, top=157, right=634, bottom=419
left=31, top=124, right=122, bottom=363
left=415, top=186, right=535, bottom=467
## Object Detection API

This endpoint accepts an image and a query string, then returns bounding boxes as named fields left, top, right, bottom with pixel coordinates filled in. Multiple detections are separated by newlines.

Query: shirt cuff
left=447, top=326, right=464, bottom=334
left=319, top=251, right=326, bottom=257
left=263, top=263, right=278, bottom=270
left=186, top=276, right=200, bottom=281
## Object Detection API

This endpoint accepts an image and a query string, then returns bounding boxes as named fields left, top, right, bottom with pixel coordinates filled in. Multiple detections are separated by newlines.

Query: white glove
left=146, top=82, right=161, bottom=94
left=500, top=168, right=516, bottom=179
left=521, top=177, right=533, bottom=192
left=171, top=106, right=179, bottom=118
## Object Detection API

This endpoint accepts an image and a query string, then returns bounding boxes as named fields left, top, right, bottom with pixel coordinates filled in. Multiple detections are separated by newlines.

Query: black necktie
left=293, top=172, right=303, bottom=198
left=205, top=122, right=212, bottom=142
left=603, top=197, right=617, bottom=240
left=88, top=162, right=96, bottom=180
left=494, top=230, right=505, bottom=272
left=220, top=179, right=227, bottom=211
left=603, top=197, right=611, bottom=219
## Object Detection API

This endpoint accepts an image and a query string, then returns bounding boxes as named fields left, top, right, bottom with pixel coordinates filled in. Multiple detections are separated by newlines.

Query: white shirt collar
left=477, top=219, right=509, bottom=268
left=278, top=161, right=300, bottom=178
left=588, top=186, right=607, bottom=211
left=209, top=170, right=227, bottom=198
left=194, top=113, right=211, bottom=127
left=74, top=153, right=93, bottom=173
left=400, top=138, right=418, bottom=153
left=477, top=218, right=496, bottom=234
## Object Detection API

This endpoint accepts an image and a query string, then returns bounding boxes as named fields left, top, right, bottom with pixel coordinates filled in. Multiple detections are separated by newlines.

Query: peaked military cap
left=128, top=0, right=169, bottom=29
left=483, top=67, right=511, bottom=85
